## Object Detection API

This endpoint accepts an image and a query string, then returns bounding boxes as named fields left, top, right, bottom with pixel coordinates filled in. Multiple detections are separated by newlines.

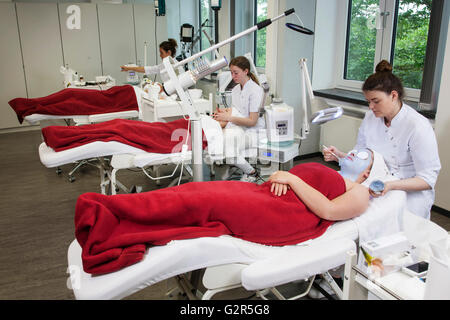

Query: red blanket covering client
left=41, top=118, right=207, bottom=153
left=8, top=85, right=138, bottom=124
left=75, top=163, right=345, bottom=275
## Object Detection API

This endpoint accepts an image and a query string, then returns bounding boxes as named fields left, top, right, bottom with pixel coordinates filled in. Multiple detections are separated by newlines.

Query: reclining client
left=74, top=149, right=374, bottom=275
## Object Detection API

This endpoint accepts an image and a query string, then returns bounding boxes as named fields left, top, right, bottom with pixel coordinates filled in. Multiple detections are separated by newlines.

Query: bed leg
left=111, top=168, right=118, bottom=195
left=155, top=165, right=161, bottom=186
left=175, top=275, right=200, bottom=300
left=68, top=160, right=86, bottom=177
left=109, top=168, right=130, bottom=194
left=99, top=165, right=109, bottom=195
left=321, top=271, right=343, bottom=299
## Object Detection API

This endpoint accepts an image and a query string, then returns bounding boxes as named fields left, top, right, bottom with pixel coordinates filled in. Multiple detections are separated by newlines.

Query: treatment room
left=1, top=0, right=450, bottom=304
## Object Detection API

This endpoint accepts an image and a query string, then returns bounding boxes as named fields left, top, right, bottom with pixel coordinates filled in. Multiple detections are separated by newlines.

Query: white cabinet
left=0, top=2, right=168, bottom=131
left=58, top=3, right=103, bottom=82
left=97, top=3, right=136, bottom=85
left=0, top=3, right=28, bottom=129
left=16, top=3, right=64, bottom=98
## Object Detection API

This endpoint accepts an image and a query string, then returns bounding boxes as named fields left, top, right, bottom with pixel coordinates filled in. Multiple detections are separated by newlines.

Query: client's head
left=339, top=148, right=374, bottom=183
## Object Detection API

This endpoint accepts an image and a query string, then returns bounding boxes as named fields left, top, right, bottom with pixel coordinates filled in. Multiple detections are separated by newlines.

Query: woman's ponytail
left=159, top=38, right=178, bottom=57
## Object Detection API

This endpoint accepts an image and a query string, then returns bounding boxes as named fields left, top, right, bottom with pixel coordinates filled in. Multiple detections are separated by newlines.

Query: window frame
left=335, top=0, right=434, bottom=102
left=198, top=0, right=215, bottom=60
left=253, top=0, right=268, bottom=71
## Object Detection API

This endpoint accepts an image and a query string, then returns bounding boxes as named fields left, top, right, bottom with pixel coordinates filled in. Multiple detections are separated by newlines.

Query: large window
left=391, top=1, right=432, bottom=89
left=342, top=0, right=432, bottom=100
left=254, top=0, right=268, bottom=68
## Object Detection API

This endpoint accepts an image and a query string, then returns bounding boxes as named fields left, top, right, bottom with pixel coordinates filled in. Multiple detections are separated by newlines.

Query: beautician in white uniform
left=120, top=38, right=178, bottom=83
left=323, top=60, right=441, bottom=219
left=213, top=56, right=265, bottom=182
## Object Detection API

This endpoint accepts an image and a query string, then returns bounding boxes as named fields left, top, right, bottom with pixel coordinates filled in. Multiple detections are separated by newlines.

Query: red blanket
left=42, top=118, right=207, bottom=153
left=75, top=162, right=346, bottom=275
left=8, top=85, right=138, bottom=124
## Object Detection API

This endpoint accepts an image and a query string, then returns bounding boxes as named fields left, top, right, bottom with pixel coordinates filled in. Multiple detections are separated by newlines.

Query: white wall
left=0, top=3, right=28, bottom=129
left=272, top=0, right=317, bottom=155
left=0, top=2, right=167, bottom=131
left=312, top=0, right=339, bottom=90
left=217, top=0, right=231, bottom=59
left=166, top=0, right=198, bottom=55
left=434, top=20, right=450, bottom=211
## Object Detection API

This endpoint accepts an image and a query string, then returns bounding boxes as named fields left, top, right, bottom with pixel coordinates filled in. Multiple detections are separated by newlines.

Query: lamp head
left=311, top=106, right=343, bottom=124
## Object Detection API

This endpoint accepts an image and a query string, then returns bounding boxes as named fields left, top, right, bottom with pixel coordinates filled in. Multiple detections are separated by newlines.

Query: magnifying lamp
left=311, top=106, right=343, bottom=124
left=285, top=23, right=314, bottom=35
left=285, top=11, right=314, bottom=35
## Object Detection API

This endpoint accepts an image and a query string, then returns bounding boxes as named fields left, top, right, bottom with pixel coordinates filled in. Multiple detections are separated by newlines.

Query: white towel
left=200, top=114, right=224, bottom=160
left=132, top=86, right=144, bottom=120
left=353, top=149, right=406, bottom=244
left=361, top=149, right=395, bottom=188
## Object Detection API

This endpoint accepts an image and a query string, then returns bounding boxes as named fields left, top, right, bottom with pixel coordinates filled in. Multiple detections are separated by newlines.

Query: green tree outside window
left=255, top=0, right=267, bottom=68
left=346, top=0, right=431, bottom=89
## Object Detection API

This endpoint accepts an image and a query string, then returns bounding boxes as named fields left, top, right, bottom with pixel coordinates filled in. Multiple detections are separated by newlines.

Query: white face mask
left=338, top=148, right=372, bottom=181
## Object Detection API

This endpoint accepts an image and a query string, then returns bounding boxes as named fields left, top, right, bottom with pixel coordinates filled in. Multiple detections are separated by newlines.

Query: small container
left=369, top=180, right=385, bottom=195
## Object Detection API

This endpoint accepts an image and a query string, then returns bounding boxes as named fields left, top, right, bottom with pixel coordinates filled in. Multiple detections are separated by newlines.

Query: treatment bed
left=66, top=152, right=407, bottom=300
left=38, top=115, right=224, bottom=193
left=11, top=85, right=143, bottom=126
left=66, top=186, right=407, bottom=300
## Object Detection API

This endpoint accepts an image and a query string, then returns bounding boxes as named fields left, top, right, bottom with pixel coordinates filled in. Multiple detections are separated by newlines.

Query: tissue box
left=360, top=232, right=412, bottom=269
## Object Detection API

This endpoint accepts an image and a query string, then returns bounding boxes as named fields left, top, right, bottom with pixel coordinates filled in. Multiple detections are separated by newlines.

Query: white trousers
left=222, top=126, right=262, bottom=174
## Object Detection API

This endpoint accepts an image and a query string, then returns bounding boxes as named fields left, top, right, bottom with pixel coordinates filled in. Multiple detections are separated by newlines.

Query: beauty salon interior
left=1, top=0, right=450, bottom=302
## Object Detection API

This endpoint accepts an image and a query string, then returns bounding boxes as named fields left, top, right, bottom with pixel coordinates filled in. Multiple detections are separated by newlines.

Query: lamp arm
left=173, top=9, right=296, bottom=70
left=299, top=58, right=315, bottom=100
left=300, top=62, right=310, bottom=139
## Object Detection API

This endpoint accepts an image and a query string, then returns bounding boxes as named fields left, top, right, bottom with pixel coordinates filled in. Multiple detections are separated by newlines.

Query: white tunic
left=144, top=64, right=169, bottom=82
left=230, top=78, right=265, bottom=130
left=354, top=104, right=441, bottom=219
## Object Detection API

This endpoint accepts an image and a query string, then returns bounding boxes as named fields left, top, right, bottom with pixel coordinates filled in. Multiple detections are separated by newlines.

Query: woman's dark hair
left=362, top=60, right=404, bottom=101
left=159, top=38, right=178, bottom=57
left=229, top=56, right=260, bottom=85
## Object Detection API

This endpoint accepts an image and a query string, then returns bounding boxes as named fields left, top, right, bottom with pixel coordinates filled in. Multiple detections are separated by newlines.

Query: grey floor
left=0, top=129, right=448, bottom=300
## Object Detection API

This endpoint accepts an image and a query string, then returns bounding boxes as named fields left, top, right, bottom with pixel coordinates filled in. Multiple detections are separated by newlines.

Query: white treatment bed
left=25, top=110, right=140, bottom=126
left=23, top=86, right=143, bottom=126
left=67, top=186, right=408, bottom=300
left=38, top=115, right=224, bottom=194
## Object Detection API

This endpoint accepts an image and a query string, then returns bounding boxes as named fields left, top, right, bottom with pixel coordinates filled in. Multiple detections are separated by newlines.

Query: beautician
left=213, top=56, right=265, bottom=182
left=323, top=60, right=441, bottom=219
left=120, top=38, right=178, bottom=82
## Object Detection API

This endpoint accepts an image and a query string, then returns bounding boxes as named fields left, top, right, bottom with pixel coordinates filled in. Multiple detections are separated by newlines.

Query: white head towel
left=353, top=148, right=406, bottom=245
left=361, top=148, right=396, bottom=188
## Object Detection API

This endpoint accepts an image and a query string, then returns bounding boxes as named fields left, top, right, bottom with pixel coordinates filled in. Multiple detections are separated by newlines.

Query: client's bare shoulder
left=323, top=177, right=371, bottom=221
